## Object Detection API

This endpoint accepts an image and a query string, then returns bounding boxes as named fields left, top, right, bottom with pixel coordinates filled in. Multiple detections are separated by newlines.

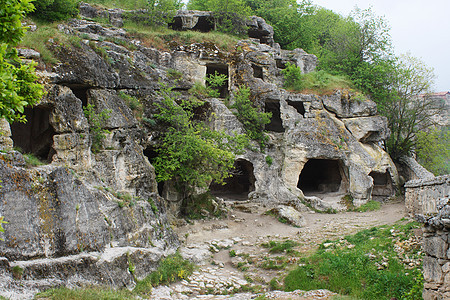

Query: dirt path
left=152, top=199, right=408, bottom=299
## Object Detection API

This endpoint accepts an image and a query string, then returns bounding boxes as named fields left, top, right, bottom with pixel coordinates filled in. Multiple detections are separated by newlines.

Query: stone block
left=424, top=236, right=448, bottom=259
left=424, top=256, right=444, bottom=284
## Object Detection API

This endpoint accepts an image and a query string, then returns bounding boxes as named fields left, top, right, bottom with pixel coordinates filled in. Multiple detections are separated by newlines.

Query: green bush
left=281, top=63, right=353, bottom=94
left=231, top=85, right=271, bottom=149
left=83, top=104, right=111, bottom=153
left=133, top=252, right=194, bottom=295
left=31, top=0, right=79, bottom=22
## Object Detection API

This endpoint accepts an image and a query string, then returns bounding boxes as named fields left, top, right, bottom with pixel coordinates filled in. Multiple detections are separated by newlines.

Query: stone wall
left=405, top=175, right=450, bottom=216
left=417, top=198, right=450, bottom=300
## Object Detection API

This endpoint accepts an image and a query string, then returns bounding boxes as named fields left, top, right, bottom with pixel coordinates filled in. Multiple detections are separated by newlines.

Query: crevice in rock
left=297, top=159, right=346, bottom=194
left=206, top=63, right=229, bottom=98
left=369, top=171, right=394, bottom=200
left=210, top=159, right=255, bottom=200
left=287, top=100, right=305, bottom=117
left=143, top=147, right=164, bottom=197
left=65, top=84, right=91, bottom=107
left=10, top=106, right=56, bottom=163
left=265, top=100, right=284, bottom=132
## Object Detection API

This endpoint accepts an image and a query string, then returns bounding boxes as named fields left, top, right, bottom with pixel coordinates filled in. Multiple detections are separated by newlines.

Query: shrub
left=83, top=104, right=111, bottom=153
left=133, top=252, right=194, bottom=295
left=282, top=62, right=353, bottom=94
left=31, top=0, right=79, bottom=22
left=231, top=85, right=271, bottom=149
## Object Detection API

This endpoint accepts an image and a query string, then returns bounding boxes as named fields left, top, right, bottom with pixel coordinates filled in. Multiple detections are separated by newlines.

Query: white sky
left=311, top=0, right=449, bottom=92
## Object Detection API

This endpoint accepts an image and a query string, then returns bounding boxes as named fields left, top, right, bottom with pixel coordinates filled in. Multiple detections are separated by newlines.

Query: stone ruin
left=0, top=4, right=402, bottom=297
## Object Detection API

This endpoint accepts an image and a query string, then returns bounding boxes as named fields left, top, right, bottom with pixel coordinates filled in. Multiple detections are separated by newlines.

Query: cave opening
left=369, top=171, right=394, bottom=199
left=210, top=159, right=255, bottom=200
left=206, top=63, right=229, bottom=98
left=265, top=100, right=284, bottom=132
left=65, top=84, right=90, bottom=107
left=275, top=59, right=286, bottom=69
left=10, top=106, right=55, bottom=163
left=143, top=147, right=164, bottom=197
left=287, top=100, right=305, bottom=117
left=297, top=159, right=345, bottom=194
left=252, top=64, right=263, bottom=79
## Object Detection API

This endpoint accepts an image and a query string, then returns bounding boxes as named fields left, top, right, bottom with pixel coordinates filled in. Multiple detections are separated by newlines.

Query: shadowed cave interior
left=10, top=106, right=56, bottom=163
left=210, top=159, right=256, bottom=200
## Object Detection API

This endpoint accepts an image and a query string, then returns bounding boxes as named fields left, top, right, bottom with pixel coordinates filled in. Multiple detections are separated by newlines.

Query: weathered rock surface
left=0, top=5, right=400, bottom=296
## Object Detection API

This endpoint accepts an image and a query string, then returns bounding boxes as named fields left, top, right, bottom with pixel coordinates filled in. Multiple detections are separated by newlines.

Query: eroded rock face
left=0, top=7, right=398, bottom=296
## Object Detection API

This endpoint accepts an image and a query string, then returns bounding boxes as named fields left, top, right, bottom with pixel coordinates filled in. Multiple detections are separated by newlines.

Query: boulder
left=343, top=116, right=389, bottom=143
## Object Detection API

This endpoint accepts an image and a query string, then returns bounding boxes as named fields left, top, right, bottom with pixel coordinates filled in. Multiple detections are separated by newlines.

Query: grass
left=133, top=252, right=194, bottom=295
left=261, top=240, right=298, bottom=254
left=283, top=221, right=423, bottom=300
left=23, top=153, right=46, bottom=167
left=85, top=0, right=148, bottom=10
left=19, top=20, right=81, bottom=65
left=282, top=62, right=355, bottom=95
left=354, top=200, right=382, bottom=212
left=122, top=21, right=238, bottom=52
left=35, top=286, right=135, bottom=299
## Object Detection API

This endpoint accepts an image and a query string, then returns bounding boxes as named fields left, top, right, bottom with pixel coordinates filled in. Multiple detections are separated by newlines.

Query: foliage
left=133, top=252, right=194, bottom=294
left=0, top=0, right=45, bottom=124
left=265, top=155, right=272, bottom=166
left=261, top=240, right=298, bottom=254
left=281, top=63, right=352, bottom=94
left=31, top=0, right=79, bottom=21
left=382, top=54, right=439, bottom=159
left=23, top=153, right=45, bottom=167
left=152, top=83, right=247, bottom=201
left=231, top=85, right=271, bottom=149
left=188, top=0, right=251, bottom=35
left=283, top=221, right=423, bottom=299
left=84, top=0, right=148, bottom=10
left=122, top=20, right=238, bottom=51
left=415, top=126, right=450, bottom=176
left=35, top=286, right=135, bottom=299
left=354, top=200, right=381, bottom=212
left=183, top=192, right=225, bottom=219
left=0, top=216, right=7, bottom=241
left=83, top=104, right=111, bottom=153
left=205, top=71, right=227, bottom=97
left=118, top=91, right=143, bottom=119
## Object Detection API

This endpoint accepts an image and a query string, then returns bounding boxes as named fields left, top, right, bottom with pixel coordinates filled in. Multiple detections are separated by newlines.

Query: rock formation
left=0, top=4, right=399, bottom=296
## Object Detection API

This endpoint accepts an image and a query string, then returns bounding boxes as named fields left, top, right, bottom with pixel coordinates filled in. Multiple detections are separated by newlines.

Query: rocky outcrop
left=0, top=6, right=399, bottom=296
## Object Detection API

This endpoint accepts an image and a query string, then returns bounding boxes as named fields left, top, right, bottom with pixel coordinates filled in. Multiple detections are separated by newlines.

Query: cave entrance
left=297, top=159, right=346, bottom=195
left=287, top=100, right=305, bottom=117
left=206, top=63, right=229, bottom=98
left=169, top=16, right=214, bottom=32
left=144, top=147, right=164, bottom=197
left=210, top=159, right=255, bottom=200
left=10, top=106, right=55, bottom=163
left=252, top=64, right=263, bottom=79
left=65, top=84, right=90, bottom=107
left=369, top=171, right=394, bottom=200
left=265, top=100, right=284, bottom=132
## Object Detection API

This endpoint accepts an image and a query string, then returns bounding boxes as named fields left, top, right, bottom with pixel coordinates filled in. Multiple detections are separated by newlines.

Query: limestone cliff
left=0, top=4, right=399, bottom=296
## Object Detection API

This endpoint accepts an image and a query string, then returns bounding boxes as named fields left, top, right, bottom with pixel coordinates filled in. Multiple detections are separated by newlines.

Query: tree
left=415, top=127, right=450, bottom=176
left=147, top=0, right=183, bottom=25
left=31, top=0, right=79, bottom=21
left=152, top=83, right=247, bottom=205
left=383, top=53, right=441, bottom=159
left=0, top=0, right=44, bottom=124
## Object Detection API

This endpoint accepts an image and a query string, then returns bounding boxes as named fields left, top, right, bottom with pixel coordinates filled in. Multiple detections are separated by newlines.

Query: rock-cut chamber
left=297, top=159, right=345, bottom=195
left=210, top=159, right=256, bottom=200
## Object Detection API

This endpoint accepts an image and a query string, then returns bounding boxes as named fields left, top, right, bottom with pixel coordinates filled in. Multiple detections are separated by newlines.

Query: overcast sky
left=311, top=0, right=449, bottom=92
